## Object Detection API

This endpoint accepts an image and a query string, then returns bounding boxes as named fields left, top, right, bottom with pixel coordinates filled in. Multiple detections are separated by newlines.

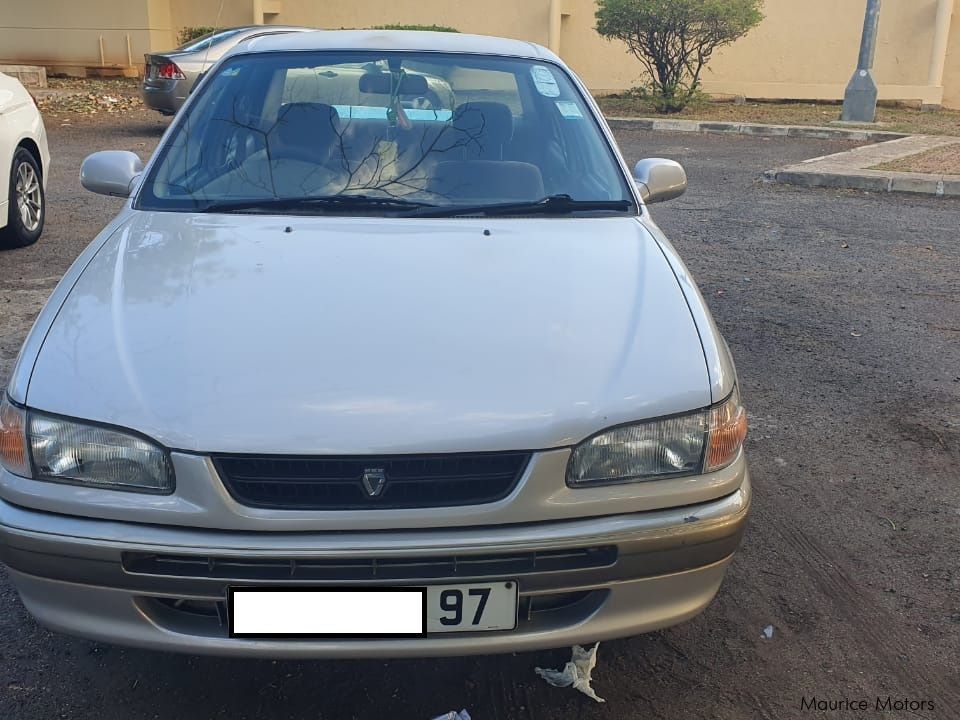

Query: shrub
left=177, top=26, right=219, bottom=46
left=370, top=24, right=459, bottom=33
left=596, top=0, right=764, bottom=113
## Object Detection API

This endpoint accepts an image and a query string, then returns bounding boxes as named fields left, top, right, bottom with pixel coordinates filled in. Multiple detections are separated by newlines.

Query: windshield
left=137, top=51, right=636, bottom=216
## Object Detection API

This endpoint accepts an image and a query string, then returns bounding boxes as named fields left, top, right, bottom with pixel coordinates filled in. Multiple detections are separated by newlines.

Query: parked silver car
left=0, top=30, right=750, bottom=657
left=141, top=25, right=308, bottom=115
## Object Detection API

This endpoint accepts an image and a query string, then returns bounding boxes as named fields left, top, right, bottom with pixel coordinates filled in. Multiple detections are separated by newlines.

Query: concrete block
left=888, top=173, right=944, bottom=195
left=825, top=173, right=891, bottom=192
left=700, top=122, right=741, bottom=134
left=786, top=127, right=865, bottom=141
left=606, top=117, right=655, bottom=131
left=0, top=64, right=47, bottom=88
left=774, top=170, right=891, bottom=192
left=651, top=119, right=702, bottom=132
left=773, top=170, right=821, bottom=187
left=940, top=178, right=960, bottom=196
left=740, top=124, right=790, bottom=136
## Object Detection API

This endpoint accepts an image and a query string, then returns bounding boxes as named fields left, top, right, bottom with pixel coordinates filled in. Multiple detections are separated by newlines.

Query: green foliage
left=370, top=24, right=459, bottom=33
left=177, top=26, right=219, bottom=46
left=596, top=0, right=764, bottom=113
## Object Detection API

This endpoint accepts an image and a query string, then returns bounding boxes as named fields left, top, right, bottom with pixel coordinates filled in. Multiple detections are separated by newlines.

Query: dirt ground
left=596, top=95, right=960, bottom=137
left=873, top=142, right=960, bottom=175
left=1, top=110, right=959, bottom=719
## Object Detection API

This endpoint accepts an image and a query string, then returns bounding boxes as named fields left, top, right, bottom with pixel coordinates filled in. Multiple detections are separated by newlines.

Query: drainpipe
left=548, top=0, right=562, bottom=55
left=926, top=0, right=955, bottom=107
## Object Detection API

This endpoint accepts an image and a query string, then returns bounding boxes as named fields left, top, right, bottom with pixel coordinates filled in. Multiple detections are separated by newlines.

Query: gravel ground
left=1, top=111, right=959, bottom=719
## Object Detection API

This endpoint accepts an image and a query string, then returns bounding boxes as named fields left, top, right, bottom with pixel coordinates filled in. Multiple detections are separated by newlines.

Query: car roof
left=226, top=25, right=311, bottom=35
left=232, top=29, right=563, bottom=64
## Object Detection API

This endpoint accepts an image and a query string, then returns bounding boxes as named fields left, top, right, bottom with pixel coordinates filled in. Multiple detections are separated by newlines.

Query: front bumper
left=0, top=475, right=750, bottom=658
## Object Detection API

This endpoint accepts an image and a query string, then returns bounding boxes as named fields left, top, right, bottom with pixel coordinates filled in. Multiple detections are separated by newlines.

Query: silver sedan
left=1, top=30, right=750, bottom=657
left=141, top=25, right=308, bottom=115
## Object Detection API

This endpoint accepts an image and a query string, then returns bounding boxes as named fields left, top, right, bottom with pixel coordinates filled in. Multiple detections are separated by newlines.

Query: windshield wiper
left=199, top=195, right=436, bottom=214
left=407, top=194, right=633, bottom=218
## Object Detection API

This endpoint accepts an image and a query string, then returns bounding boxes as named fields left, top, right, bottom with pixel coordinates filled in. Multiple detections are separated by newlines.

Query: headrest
left=451, top=102, right=514, bottom=159
left=270, top=102, right=341, bottom=161
left=429, top=160, right=544, bottom=202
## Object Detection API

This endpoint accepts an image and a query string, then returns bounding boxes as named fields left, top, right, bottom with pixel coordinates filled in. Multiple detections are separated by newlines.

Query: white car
left=0, top=72, right=49, bottom=248
left=0, top=31, right=749, bottom=657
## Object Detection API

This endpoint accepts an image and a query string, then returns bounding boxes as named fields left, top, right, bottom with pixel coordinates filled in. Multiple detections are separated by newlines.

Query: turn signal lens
left=0, top=395, right=30, bottom=477
left=706, top=387, right=748, bottom=471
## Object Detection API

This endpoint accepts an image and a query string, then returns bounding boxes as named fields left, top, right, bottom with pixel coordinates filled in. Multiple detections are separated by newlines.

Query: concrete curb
left=606, top=116, right=906, bottom=142
left=763, top=135, right=960, bottom=197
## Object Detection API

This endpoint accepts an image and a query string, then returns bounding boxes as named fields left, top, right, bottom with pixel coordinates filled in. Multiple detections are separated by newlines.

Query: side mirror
left=80, top=151, right=144, bottom=197
left=633, top=158, right=687, bottom=204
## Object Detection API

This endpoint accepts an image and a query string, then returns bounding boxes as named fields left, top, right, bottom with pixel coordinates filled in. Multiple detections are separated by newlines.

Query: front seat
left=266, top=102, right=347, bottom=195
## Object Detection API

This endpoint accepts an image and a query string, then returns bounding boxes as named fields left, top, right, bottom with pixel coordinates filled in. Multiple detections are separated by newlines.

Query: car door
left=0, top=75, right=15, bottom=224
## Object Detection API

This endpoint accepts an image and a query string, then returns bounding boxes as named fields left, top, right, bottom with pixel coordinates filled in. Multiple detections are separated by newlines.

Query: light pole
left=842, top=0, right=882, bottom=123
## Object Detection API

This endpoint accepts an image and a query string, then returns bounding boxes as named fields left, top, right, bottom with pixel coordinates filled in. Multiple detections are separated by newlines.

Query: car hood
left=27, top=213, right=710, bottom=453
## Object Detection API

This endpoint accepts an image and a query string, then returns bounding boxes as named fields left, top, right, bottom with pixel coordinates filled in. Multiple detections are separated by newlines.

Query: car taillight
left=157, top=62, right=185, bottom=80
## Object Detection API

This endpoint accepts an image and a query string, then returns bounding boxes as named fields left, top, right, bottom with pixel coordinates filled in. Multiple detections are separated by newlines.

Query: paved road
left=1, top=113, right=959, bottom=719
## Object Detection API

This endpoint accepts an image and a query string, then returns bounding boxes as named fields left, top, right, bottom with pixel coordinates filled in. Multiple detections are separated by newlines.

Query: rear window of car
left=175, top=28, right=247, bottom=53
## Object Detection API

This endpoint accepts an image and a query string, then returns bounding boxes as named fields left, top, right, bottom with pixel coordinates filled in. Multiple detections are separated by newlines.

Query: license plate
left=427, top=581, right=518, bottom=633
left=228, top=582, right=518, bottom=637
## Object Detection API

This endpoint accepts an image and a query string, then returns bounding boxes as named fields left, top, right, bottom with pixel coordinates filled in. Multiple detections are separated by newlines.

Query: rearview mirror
left=633, top=158, right=687, bottom=204
left=80, top=151, right=144, bottom=197
left=358, top=72, right=429, bottom=96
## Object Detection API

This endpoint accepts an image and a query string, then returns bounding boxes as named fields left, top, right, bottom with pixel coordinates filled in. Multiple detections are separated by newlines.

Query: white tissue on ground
left=534, top=643, right=606, bottom=703
left=761, top=625, right=774, bottom=639
left=430, top=711, right=471, bottom=720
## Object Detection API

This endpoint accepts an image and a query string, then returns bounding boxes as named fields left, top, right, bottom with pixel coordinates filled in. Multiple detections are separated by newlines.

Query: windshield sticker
left=530, top=65, right=560, bottom=97
left=555, top=101, right=584, bottom=119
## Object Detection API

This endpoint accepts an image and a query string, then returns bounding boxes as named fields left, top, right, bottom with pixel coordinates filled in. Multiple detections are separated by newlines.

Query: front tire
left=0, top=148, right=45, bottom=249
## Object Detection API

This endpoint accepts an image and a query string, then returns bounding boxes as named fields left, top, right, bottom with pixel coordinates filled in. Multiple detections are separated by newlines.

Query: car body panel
left=235, top=29, right=558, bottom=60
left=0, top=72, right=50, bottom=230
left=26, top=213, right=711, bottom=455
left=642, top=216, right=737, bottom=403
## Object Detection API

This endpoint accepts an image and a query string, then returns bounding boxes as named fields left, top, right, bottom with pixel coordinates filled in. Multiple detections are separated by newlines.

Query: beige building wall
left=946, top=4, right=960, bottom=108
left=1, top=0, right=958, bottom=108
left=0, top=0, right=159, bottom=67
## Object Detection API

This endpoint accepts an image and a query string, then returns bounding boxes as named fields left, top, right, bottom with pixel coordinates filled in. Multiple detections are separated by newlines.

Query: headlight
left=566, top=388, right=747, bottom=487
left=1, top=395, right=174, bottom=493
